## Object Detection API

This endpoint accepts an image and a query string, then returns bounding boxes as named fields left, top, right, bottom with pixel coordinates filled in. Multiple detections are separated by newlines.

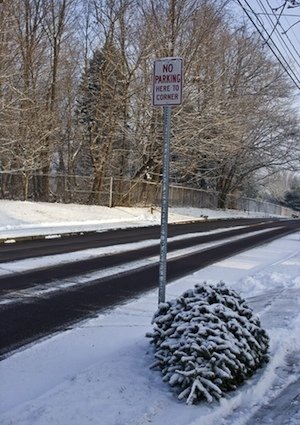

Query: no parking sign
left=152, top=57, right=183, bottom=107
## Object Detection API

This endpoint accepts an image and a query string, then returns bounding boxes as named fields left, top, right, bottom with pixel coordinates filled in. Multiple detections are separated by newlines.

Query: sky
left=0, top=200, right=300, bottom=425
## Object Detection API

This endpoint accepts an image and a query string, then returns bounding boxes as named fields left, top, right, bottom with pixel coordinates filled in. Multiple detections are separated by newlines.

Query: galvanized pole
left=109, top=177, right=113, bottom=208
left=153, top=56, right=183, bottom=305
left=158, top=105, right=172, bottom=304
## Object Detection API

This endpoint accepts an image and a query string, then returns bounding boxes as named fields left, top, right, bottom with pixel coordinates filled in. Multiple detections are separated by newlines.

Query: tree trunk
left=88, top=170, right=104, bottom=204
left=217, top=191, right=227, bottom=209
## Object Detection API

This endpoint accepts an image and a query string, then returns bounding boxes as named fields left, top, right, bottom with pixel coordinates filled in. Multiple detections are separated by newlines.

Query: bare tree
left=0, top=0, right=79, bottom=200
left=0, top=0, right=51, bottom=198
left=170, top=13, right=300, bottom=207
left=1, top=0, right=300, bottom=208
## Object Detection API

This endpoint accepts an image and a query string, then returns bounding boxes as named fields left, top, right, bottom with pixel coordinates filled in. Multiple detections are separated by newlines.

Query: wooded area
left=1, top=0, right=300, bottom=208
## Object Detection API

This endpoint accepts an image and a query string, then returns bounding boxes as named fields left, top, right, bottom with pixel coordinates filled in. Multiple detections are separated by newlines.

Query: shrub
left=146, top=282, right=269, bottom=404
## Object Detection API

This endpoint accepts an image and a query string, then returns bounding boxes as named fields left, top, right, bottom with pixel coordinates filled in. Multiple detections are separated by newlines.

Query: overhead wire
left=264, top=1, right=286, bottom=42
left=260, top=0, right=300, bottom=67
left=280, top=0, right=300, bottom=34
left=283, top=20, right=300, bottom=54
left=281, top=17, right=300, bottom=33
left=240, top=0, right=300, bottom=87
left=261, top=0, right=300, bottom=86
left=235, top=0, right=300, bottom=89
left=246, top=0, right=300, bottom=70
left=267, top=0, right=300, bottom=72
left=252, top=12, right=300, bottom=17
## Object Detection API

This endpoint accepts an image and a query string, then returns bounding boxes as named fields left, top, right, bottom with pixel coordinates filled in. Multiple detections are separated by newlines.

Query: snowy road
left=1, top=232, right=300, bottom=425
left=1, top=220, right=299, bottom=358
left=0, top=201, right=300, bottom=425
left=0, top=217, right=271, bottom=262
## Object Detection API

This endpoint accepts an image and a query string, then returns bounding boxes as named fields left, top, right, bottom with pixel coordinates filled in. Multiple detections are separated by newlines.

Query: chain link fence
left=0, top=172, right=295, bottom=217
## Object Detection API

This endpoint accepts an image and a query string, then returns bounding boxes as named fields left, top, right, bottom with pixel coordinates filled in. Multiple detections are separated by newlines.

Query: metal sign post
left=152, top=57, right=183, bottom=304
left=158, top=105, right=171, bottom=303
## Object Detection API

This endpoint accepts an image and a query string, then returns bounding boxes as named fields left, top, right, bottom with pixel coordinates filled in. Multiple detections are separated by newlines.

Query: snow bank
left=0, top=200, right=271, bottom=239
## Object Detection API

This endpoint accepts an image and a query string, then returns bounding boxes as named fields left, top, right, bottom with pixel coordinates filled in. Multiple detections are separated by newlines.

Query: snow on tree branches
left=146, top=282, right=269, bottom=405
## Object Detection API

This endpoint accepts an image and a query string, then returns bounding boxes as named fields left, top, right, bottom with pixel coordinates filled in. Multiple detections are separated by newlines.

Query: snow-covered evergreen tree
left=147, top=282, right=269, bottom=405
left=75, top=43, right=127, bottom=203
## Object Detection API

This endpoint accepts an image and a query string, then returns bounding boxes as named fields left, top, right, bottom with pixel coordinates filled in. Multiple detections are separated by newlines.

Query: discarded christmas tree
left=147, top=282, right=269, bottom=404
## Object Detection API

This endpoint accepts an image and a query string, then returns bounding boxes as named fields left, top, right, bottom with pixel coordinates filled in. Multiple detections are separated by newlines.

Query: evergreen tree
left=284, top=186, right=300, bottom=211
left=147, top=282, right=269, bottom=404
left=76, top=42, right=126, bottom=204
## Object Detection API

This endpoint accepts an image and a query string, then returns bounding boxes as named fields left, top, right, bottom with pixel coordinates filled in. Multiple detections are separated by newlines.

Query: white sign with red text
left=152, top=57, right=183, bottom=107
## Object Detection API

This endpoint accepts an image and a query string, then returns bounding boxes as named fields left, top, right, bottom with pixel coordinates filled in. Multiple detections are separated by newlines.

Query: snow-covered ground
left=0, top=200, right=299, bottom=425
left=0, top=199, right=269, bottom=239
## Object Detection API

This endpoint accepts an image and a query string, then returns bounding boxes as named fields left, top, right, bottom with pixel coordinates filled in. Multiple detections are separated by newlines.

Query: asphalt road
left=1, top=218, right=300, bottom=358
left=0, top=217, right=274, bottom=263
left=0, top=218, right=288, bottom=292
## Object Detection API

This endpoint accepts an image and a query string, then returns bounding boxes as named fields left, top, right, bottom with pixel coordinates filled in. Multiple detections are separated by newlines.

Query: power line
left=253, top=12, right=300, bottom=17
left=282, top=16, right=300, bottom=55
left=267, top=0, right=300, bottom=34
left=235, top=0, right=300, bottom=89
left=258, top=0, right=300, bottom=86
left=260, top=0, right=300, bottom=66
left=239, top=0, right=300, bottom=86
left=265, top=0, right=300, bottom=63
left=264, top=1, right=285, bottom=42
